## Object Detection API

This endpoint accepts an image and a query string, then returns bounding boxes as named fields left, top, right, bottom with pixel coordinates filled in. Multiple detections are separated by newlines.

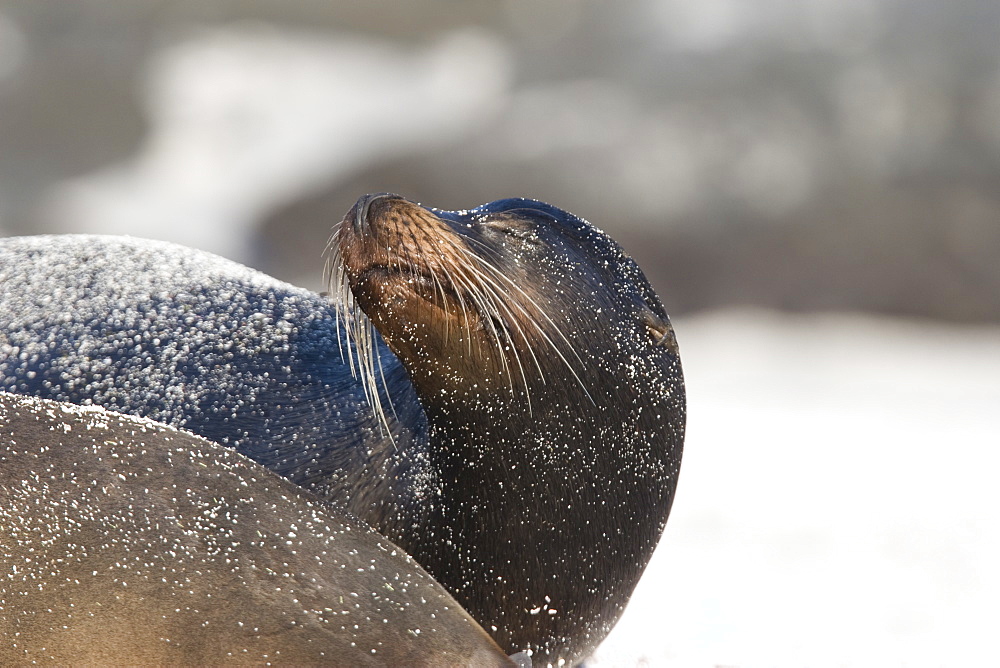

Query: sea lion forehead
left=468, top=198, right=624, bottom=258
left=459, top=197, right=569, bottom=220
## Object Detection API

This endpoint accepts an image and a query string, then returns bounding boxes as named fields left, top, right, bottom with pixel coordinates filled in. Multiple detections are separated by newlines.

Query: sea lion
left=0, top=194, right=685, bottom=665
left=0, top=391, right=514, bottom=667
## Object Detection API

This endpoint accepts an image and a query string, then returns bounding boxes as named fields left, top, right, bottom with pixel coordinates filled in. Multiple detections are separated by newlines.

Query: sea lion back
left=0, top=235, right=428, bottom=522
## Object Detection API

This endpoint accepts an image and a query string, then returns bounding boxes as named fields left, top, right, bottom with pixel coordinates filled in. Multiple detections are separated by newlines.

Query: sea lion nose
left=354, top=192, right=404, bottom=233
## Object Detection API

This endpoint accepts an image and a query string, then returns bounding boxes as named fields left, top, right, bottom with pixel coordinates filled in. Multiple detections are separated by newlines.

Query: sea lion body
left=0, top=391, right=512, bottom=667
left=0, top=195, right=685, bottom=664
left=0, top=235, right=427, bottom=537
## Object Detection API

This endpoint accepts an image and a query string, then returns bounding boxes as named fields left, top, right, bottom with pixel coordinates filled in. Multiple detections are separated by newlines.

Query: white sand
left=591, top=309, right=1000, bottom=667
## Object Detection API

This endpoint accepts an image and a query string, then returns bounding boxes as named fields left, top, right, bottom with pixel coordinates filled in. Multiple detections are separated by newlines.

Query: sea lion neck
left=409, top=337, right=682, bottom=664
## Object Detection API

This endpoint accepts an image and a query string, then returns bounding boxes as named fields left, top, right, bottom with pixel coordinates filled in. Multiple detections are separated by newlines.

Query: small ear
left=641, top=308, right=680, bottom=356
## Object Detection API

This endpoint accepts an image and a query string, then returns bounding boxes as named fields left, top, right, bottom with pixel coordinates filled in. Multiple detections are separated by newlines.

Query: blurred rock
left=37, top=25, right=510, bottom=260
left=2, top=0, right=1000, bottom=321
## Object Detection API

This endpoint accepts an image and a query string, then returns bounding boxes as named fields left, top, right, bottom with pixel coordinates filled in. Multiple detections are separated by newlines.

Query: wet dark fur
left=0, top=235, right=428, bottom=540
left=0, top=196, right=685, bottom=665
left=0, top=392, right=512, bottom=667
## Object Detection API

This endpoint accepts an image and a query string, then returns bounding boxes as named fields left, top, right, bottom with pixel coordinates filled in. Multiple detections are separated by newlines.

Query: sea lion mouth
left=352, top=264, right=457, bottom=308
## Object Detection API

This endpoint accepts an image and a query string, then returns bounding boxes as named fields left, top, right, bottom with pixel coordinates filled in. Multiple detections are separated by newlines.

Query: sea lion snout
left=351, top=191, right=404, bottom=233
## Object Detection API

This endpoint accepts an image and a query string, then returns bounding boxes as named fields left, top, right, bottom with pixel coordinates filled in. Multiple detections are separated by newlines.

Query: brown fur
left=0, top=392, right=513, bottom=667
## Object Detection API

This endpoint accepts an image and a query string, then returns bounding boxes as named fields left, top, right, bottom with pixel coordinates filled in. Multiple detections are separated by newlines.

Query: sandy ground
left=589, top=309, right=1000, bottom=667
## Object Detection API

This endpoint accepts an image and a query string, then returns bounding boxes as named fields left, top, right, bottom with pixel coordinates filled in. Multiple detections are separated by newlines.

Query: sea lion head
left=329, top=193, right=681, bottom=415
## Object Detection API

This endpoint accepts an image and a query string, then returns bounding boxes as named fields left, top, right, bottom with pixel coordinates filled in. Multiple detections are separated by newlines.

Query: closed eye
left=478, top=216, right=542, bottom=245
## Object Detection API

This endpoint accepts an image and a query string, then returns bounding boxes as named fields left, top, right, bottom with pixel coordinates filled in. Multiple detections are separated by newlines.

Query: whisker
left=323, top=224, right=396, bottom=445
left=452, top=265, right=519, bottom=399
left=441, top=236, right=594, bottom=404
left=445, top=260, right=526, bottom=399
left=435, top=257, right=474, bottom=357
left=437, top=245, right=553, bottom=413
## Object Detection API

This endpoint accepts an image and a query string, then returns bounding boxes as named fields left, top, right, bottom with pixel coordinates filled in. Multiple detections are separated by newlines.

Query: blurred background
left=1, top=1, right=998, bottom=665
